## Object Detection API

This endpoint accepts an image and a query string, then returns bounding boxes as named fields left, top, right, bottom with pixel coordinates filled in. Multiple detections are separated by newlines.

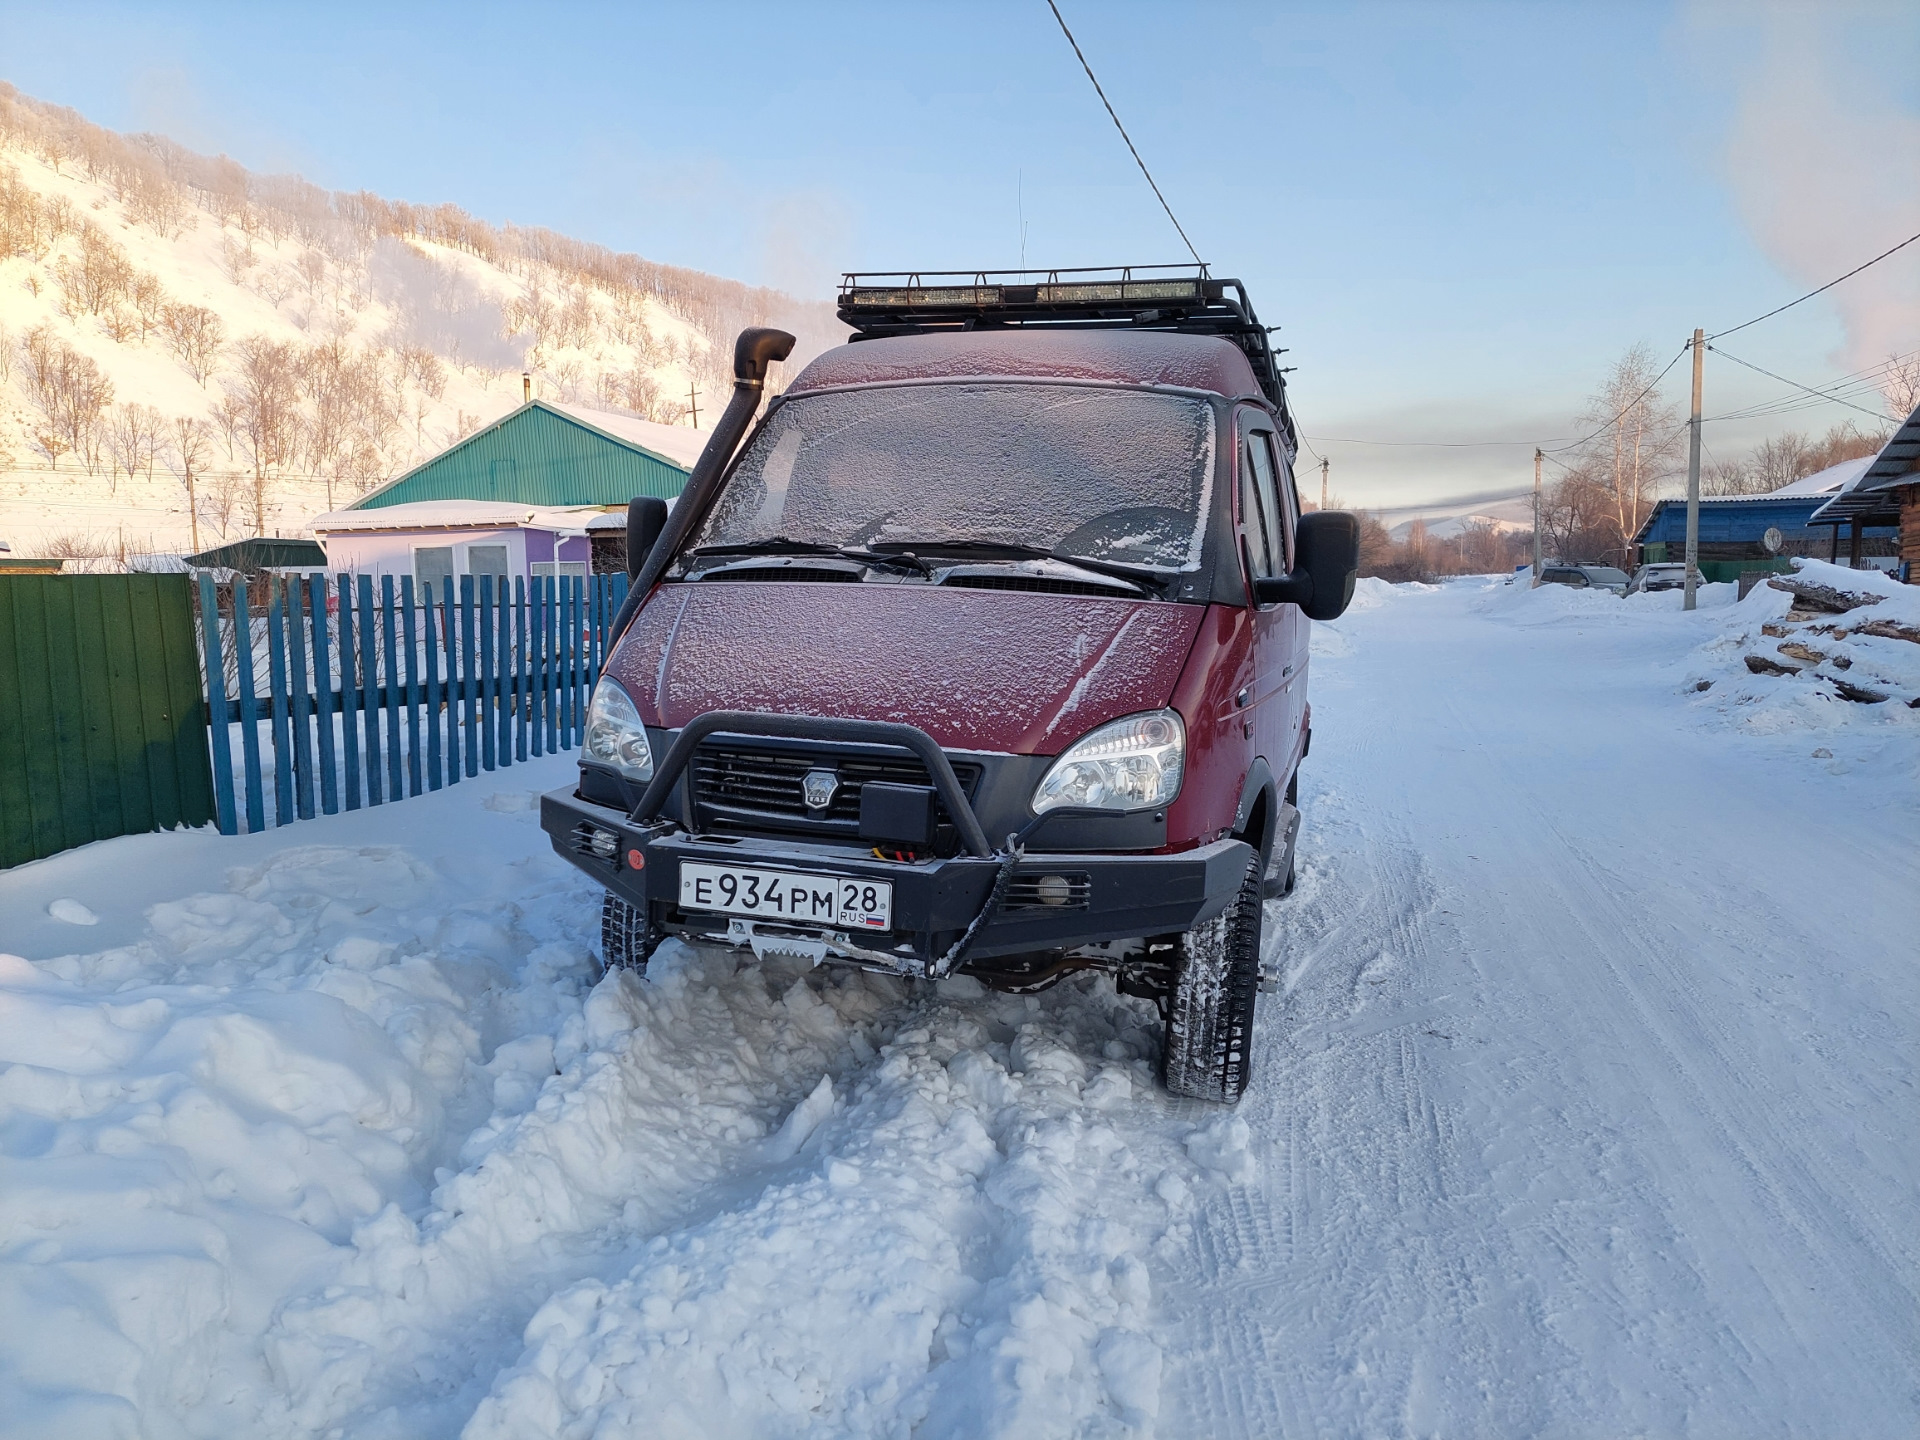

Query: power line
left=1542, top=342, right=1692, bottom=454
left=1304, top=435, right=1554, bottom=449
left=1708, top=227, right=1920, bottom=342
left=1043, top=0, right=1204, bottom=268
left=1705, top=345, right=1890, bottom=420
left=1699, top=349, right=1912, bottom=425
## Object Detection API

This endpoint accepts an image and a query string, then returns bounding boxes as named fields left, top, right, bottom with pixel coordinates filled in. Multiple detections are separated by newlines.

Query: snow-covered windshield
left=689, top=382, right=1217, bottom=572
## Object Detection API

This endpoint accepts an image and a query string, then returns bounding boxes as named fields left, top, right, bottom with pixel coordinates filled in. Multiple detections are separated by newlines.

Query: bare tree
left=201, top=467, right=245, bottom=540
left=1884, top=352, right=1920, bottom=421
left=53, top=223, right=135, bottom=316
left=105, top=402, right=162, bottom=492
left=17, top=325, right=113, bottom=470
left=161, top=303, right=225, bottom=384
left=1569, top=345, right=1683, bottom=563
left=225, top=335, right=302, bottom=533
left=1703, top=421, right=1891, bottom=496
left=128, top=270, right=168, bottom=341
left=165, top=415, right=212, bottom=553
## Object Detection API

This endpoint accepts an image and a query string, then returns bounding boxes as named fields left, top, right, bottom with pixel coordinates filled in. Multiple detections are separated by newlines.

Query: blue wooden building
left=1634, top=494, right=1899, bottom=581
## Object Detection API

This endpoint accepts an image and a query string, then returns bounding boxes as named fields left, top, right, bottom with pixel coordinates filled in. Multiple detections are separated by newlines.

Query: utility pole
left=1320, top=456, right=1329, bottom=512
left=1532, top=448, right=1543, bottom=581
left=688, top=382, right=701, bottom=430
left=1683, top=328, right=1703, bottom=611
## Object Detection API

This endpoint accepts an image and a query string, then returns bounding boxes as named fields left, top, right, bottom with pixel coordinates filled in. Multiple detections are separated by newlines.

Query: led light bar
left=1034, top=279, right=1201, bottom=304
left=845, top=285, right=1004, bottom=308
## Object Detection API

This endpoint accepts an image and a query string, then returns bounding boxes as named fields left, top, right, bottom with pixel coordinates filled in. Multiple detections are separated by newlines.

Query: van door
left=1241, top=420, right=1307, bottom=777
left=1234, top=411, right=1292, bottom=782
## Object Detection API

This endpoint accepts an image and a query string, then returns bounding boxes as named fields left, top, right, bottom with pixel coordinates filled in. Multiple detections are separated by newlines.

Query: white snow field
left=1, top=574, right=1915, bottom=1438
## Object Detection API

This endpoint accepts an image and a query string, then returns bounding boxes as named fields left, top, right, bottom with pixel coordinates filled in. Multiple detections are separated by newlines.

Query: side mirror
left=626, top=497, right=668, bottom=581
left=1253, top=511, right=1360, bottom=620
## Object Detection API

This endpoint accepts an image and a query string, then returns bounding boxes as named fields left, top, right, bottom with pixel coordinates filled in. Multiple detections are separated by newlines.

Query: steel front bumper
left=541, top=787, right=1252, bottom=976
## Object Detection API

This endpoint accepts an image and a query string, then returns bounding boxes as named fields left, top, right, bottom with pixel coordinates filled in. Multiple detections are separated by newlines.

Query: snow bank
left=0, top=760, right=1232, bottom=1438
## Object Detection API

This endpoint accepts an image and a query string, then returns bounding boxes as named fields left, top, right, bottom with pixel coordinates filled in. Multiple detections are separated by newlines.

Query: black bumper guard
left=547, top=710, right=1250, bottom=978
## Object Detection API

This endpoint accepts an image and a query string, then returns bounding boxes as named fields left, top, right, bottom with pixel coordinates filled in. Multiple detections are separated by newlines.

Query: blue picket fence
left=193, top=571, right=628, bottom=834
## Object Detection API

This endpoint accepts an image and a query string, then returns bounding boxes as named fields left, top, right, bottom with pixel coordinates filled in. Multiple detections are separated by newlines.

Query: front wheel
left=1161, top=853, right=1265, bottom=1103
left=600, top=891, right=658, bottom=975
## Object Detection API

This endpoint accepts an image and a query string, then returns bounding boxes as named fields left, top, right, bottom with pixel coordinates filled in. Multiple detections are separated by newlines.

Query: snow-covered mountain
left=0, top=85, right=842, bottom=559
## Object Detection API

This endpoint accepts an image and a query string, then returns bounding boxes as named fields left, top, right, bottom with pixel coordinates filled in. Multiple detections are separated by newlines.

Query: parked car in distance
left=1538, top=564, right=1629, bottom=595
left=540, top=266, right=1362, bottom=1105
left=1626, top=562, right=1693, bottom=594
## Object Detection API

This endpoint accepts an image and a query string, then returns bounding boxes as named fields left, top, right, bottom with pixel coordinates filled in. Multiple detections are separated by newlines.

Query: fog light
left=589, top=828, right=618, bottom=859
left=1036, top=875, right=1072, bottom=907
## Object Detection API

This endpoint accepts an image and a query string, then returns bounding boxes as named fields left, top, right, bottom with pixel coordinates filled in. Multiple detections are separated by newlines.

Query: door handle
left=1234, top=686, right=1250, bottom=708
left=1282, top=664, right=1293, bottom=679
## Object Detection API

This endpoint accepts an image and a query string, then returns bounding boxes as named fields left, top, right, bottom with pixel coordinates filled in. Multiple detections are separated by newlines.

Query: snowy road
left=2, top=577, right=1915, bottom=1438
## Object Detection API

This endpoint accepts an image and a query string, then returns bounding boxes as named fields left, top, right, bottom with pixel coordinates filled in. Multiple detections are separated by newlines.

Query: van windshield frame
left=681, top=378, right=1221, bottom=578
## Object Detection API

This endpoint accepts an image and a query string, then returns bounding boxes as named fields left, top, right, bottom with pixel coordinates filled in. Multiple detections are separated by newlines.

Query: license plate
left=678, top=860, right=893, bottom=931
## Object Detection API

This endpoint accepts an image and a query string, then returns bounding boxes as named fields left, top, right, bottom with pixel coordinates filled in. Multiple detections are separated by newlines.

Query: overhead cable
left=1044, top=0, right=1204, bottom=267
left=1705, top=345, right=1891, bottom=420
left=1708, top=228, right=1920, bottom=342
left=1541, top=343, right=1692, bottom=454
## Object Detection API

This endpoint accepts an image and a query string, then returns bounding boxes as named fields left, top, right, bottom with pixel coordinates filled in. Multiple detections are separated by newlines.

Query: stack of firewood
left=1737, top=576, right=1920, bottom=707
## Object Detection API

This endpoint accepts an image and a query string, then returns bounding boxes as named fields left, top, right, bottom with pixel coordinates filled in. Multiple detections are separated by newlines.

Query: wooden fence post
left=309, top=574, right=338, bottom=816
left=197, top=574, right=237, bottom=835
left=338, top=576, right=361, bottom=810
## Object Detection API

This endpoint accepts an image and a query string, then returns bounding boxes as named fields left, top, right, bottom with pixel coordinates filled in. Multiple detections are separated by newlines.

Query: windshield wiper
left=683, top=537, right=930, bottom=576
left=866, top=540, right=1170, bottom=592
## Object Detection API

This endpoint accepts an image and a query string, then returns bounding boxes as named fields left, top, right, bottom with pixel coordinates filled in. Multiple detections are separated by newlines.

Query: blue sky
left=3, top=0, right=1915, bottom=507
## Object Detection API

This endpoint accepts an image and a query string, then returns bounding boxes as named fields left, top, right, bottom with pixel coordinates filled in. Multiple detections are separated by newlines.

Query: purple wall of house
left=524, top=530, right=557, bottom=564
left=557, top=535, right=590, bottom=563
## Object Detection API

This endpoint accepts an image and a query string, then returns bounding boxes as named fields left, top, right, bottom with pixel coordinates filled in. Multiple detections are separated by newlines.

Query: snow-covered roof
left=313, top=500, right=610, bottom=534
left=544, top=401, right=711, bottom=470
left=1810, top=403, right=1920, bottom=524
left=1764, top=456, right=1873, bottom=497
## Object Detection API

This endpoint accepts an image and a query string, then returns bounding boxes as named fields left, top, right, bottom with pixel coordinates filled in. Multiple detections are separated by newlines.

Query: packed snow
left=2, top=573, right=1915, bottom=1437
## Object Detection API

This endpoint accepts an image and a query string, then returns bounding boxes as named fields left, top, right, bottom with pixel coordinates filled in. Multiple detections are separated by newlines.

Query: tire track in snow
left=457, top=976, right=1198, bottom=1439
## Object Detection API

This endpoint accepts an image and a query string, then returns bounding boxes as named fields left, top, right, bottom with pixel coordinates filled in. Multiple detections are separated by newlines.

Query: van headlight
left=584, top=677, right=654, bottom=783
left=1031, top=709, right=1184, bottom=814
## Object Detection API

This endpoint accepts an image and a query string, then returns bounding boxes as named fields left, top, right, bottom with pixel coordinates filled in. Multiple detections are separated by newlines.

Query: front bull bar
left=626, top=711, right=1094, bottom=976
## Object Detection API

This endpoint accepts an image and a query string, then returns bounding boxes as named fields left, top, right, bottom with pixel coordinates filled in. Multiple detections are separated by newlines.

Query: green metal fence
left=0, top=574, right=215, bottom=868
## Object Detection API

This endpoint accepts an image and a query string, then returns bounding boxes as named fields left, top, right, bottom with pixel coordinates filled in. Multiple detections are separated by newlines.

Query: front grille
left=942, top=573, right=1133, bottom=598
left=690, top=744, right=982, bottom=839
left=1006, top=871, right=1093, bottom=910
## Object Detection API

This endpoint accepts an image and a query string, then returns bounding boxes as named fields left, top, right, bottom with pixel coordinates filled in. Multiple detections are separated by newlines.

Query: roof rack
left=837, top=264, right=1294, bottom=439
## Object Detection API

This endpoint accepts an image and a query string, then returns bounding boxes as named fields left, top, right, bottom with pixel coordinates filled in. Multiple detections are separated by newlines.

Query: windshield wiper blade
left=684, top=536, right=843, bottom=558
left=684, top=537, right=931, bottom=577
left=867, top=540, right=1169, bottom=591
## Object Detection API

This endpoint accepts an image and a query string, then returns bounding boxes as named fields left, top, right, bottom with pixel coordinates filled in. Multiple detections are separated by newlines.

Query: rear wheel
left=1161, top=853, right=1265, bottom=1103
left=600, top=891, right=658, bottom=975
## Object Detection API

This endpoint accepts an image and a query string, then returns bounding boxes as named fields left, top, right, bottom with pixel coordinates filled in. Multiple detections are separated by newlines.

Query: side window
left=414, top=546, right=454, bottom=592
left=467, top=544, right=510, bottom=580
left=1239, top=437, right=1277, bottom=581
left=1249, top=433, right=1293, bottom=572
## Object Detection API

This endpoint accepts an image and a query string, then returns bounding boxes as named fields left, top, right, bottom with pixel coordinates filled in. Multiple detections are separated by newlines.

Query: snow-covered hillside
left=0, top=85, right=840, bottom=558
left=2, top=576, right=1914, bottom=1437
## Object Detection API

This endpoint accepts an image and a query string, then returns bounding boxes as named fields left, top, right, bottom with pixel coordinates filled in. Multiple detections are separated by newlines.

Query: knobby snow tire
left=1161, top=854, right=1265, bottom=1103
left=600, top=891, right=657, bottom=975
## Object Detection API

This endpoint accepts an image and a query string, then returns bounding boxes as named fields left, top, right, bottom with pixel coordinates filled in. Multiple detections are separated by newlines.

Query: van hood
left=607, top=581, right=1203, bottom=755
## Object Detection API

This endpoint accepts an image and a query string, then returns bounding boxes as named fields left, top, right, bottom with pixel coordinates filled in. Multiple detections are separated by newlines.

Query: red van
left=541, top=269, right=1358, bottom=1102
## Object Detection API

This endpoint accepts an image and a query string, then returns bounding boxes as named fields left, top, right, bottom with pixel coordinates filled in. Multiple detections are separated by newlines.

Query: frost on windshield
left=696, top=383, right=1217, bottom=571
